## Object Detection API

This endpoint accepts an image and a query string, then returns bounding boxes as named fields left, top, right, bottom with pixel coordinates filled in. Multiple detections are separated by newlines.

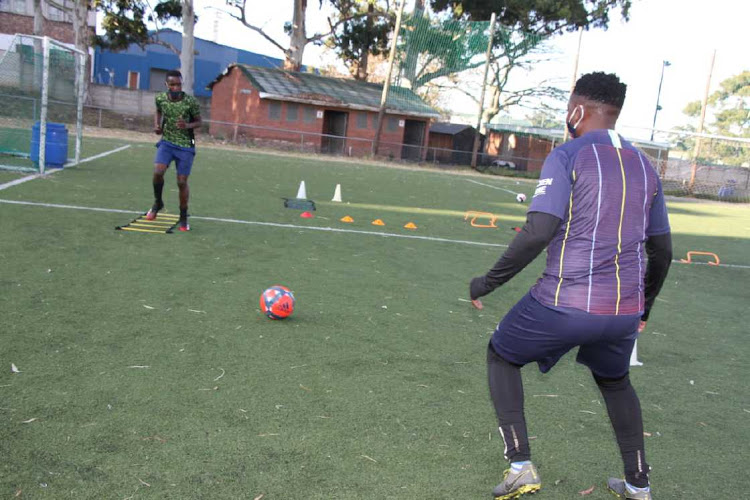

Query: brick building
left=427, top=123, right=481, bottom=165
left=0, top=0, right=95, bottom=48
left=208, top=64, right=441, bottom=159
left=485, top=124, right=670, bottom=172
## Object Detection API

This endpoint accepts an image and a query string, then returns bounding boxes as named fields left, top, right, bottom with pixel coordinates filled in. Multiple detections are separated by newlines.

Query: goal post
left=0, top=34, right=86, bottom=173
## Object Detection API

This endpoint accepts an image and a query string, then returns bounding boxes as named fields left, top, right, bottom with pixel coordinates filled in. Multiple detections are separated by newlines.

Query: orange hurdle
left=680, top=251, right=720, bottom=266
left=464, top=211, right=498, bottom=228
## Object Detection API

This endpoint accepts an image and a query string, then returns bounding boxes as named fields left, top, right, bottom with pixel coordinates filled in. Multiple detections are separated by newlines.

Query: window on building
left=387, top=117, right=398, bottom=132
left=269, top=101, right=282, bottom=120
left=11, top=0, right=27, bottom=15
left=286, top=103, right=299, bottom=122
left=303, top=106, right=316, bottom=123
left=357, top=112, right=368, bottom=129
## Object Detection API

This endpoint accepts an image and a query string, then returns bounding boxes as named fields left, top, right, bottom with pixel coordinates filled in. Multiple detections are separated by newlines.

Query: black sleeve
left=641, top=232, right=672, bottom=321
left=470, top=211, right=561, bottom=300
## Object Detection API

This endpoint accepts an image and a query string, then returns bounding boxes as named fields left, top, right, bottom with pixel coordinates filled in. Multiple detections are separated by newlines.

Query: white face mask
left=566, top=105, right=585, bottom=138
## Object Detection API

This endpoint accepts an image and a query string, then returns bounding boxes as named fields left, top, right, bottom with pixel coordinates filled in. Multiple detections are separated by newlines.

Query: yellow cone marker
left=404, top=222, right=417, bottom=230
left=371, top=219, right=385, bottom=226
left=340, top=215, right=354, bottom=223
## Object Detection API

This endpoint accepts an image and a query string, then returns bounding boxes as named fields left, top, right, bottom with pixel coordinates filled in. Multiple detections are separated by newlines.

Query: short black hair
left=573, top=72, right=627, bottom=109
left=166, top=70, right=182, bottom=80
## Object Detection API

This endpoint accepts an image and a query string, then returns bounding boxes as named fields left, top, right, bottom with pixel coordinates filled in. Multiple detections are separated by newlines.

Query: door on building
left=128, top=71, right=139, bottom=90
left=322, top=111, right=348, bottom=154
left=401, top=120, right=425, bottom=160
left=149, top=68, right=169, bottom=91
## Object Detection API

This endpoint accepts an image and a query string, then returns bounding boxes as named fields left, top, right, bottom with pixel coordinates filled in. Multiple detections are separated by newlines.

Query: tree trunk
left=285, top=0, right=307, bottom=71
left=180, top=0, right=195, bottom=94
left=355, top=2, right=374, bottom=81
left=33, top=0, right=43, bottom=35
left=72, top=0, right=91, bottom=96
left=482, top=84, right=502, bottom=126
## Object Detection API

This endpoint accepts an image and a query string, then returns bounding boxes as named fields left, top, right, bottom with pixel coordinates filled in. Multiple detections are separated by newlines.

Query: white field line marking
left=464, top=178, right=520, bottom=195
left=75, top=144, right=131, bottom=164
left=0, top=199, right=508, bottom=249
left=0, top=145, right=131, bottom=192
left=3, top=198, right=750, bottom=269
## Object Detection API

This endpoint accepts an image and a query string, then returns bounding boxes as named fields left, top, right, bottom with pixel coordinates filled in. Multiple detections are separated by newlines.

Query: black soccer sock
left=180, top=207, right=188, bottom=220
left=153, top=180, right=164, bottom=206
left=594, top=373, right=650, bottom=488
left=487, top=343, right=531, bottom=463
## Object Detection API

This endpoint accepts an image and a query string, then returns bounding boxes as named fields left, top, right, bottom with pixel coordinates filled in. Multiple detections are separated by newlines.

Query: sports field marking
left=3, top=198, right=750, bottom=270
left=0, top=145, right=132, bottom=192
left=464, top=178, right=521, bottom=195
left=0, top=199, right=509, bottom=249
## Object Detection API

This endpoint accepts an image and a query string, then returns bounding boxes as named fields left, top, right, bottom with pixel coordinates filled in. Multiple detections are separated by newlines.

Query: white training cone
left=296, top=180, right=307, bottom=199
left=629, top=339, right=643, bottom=367
left=331, top=183, right=342, bottom=202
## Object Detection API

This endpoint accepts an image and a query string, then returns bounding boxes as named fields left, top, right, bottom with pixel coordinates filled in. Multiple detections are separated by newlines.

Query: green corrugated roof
left=208, top=64, right=441, bottom=119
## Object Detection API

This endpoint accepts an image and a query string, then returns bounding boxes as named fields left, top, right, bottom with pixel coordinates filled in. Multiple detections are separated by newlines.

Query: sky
left=179, top=0, right=748, bottom=142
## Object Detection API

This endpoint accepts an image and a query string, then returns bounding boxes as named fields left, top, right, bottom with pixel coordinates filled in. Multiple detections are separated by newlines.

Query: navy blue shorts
left=490, top=292, right=640, bottom=379
left=154, top=140, right=195, bottom=176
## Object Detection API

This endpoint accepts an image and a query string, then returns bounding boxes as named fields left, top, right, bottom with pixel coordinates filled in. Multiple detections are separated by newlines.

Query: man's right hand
left=638, top=320, right=647, bottom=333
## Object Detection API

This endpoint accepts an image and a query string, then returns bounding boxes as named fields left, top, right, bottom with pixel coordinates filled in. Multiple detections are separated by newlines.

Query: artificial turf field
left=1, top=138, right=749, bottom=499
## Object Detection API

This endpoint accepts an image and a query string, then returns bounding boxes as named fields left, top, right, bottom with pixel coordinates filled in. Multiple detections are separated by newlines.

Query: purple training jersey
left=528, top=129, right=670, bottom=315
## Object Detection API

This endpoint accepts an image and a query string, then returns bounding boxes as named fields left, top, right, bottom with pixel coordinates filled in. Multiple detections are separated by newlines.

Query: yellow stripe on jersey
left=614, top=148, right=627, bottom=314
left=554, top=170, right=576, bottom=306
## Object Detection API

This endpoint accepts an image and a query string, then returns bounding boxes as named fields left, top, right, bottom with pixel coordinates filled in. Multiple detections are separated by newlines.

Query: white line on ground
left=0, top=145, right=132, bottom=192
left=0, top=199, right=509, bottom=248
left=464, top=178, right=521, bottom=195
left=3, top=198, right=750, bottom=269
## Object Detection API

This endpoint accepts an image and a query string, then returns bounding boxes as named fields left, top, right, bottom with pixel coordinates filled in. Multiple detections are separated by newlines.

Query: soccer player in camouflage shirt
left=146, top=69, right=202, bottom=231
left=470, top=73, right=672, bottom=500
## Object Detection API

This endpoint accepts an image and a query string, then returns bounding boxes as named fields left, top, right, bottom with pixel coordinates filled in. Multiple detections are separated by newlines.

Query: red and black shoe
left=145, top=201, right=164, bottom=221
left=178, top=217, right=190, bottom=232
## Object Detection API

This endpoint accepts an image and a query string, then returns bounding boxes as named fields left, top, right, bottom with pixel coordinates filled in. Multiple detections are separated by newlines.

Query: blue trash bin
left=30, top=121, right=68, bottom=169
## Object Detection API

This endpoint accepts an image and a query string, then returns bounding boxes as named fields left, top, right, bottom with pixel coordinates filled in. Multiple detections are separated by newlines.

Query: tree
left=180, top=0, right=195, bottom=94
left=326, top=0, right=393, bottom=80
left=681, top=70, right=750, bottom=166
left=93, top=0, right=186, bottom=54
left=226, top=0, right=377, bottom=72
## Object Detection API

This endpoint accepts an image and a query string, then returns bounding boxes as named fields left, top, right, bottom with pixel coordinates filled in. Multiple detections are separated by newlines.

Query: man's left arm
left=470, top=212, right=561, bottom=300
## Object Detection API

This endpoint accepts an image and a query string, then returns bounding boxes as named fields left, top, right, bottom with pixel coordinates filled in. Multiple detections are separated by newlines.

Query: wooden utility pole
left=470, top=12, right=496, bottom=169
left=372, top=0, right=406, bottom=156
left=689, top=50, right=716, bottom=193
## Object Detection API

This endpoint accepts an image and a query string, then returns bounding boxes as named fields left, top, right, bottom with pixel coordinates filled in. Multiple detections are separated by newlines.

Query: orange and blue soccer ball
left=260, top=285, right=295, bottom=320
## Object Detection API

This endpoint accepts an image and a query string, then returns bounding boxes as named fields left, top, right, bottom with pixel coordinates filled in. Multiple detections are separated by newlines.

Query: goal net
left=0, top=34, right=85, bottom=173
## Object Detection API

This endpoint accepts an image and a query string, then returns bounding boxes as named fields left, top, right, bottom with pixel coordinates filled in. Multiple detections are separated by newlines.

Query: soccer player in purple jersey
left=469, top=73, right=672, bottom=500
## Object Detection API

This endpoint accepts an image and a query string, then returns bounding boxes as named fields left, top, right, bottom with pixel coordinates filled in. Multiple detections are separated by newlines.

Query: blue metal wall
left=93, top=29, right=289, bottom=97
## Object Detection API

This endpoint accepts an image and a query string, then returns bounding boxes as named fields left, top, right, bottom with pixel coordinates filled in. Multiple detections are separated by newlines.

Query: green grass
left=1, top=139, right=749, bottom=499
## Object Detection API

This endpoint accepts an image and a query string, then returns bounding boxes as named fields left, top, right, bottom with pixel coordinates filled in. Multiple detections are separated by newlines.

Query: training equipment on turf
left=296, top=180, right=307, bottom=199
left=404, top=222, right=417, bottom=229
left=331, top=183, right=342, bottom=202
left=607, top=478, right=652, bottom=499
left=492, top=462, right=541, bottom=499
left=464, top=210, right=498, bottom=228
left=260, top=285, right=296, bottom=320
left=0, top=34, right=86, bottom=173
left=629, top=339, right=643, bottom=367
left=516, top=193, right=527, bottom=203
left=300, top=211, right=313, bottom=218
left=340, top=215, right=354, bottom=223
left=680, top=250, right=720, bottom=266
left=116, top=212, right=180, bottom=234
left=372, top=219, right=385, bottom=226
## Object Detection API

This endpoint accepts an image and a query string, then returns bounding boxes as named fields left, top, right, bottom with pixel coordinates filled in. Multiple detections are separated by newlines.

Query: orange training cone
left=340, top=215, right=354, bottom=223
left=404, top=222, right=417, bottom=229
left=371, top=219, right=385, bottom=226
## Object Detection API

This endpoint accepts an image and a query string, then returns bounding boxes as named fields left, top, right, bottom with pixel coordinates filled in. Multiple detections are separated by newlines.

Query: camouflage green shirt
left=155, top=92, right=201, bottom=149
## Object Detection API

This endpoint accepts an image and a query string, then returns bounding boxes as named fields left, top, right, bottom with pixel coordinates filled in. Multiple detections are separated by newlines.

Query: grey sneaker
left=607, top=478, right=652, bottom=499
left=492, top=462, right=541, bottom=499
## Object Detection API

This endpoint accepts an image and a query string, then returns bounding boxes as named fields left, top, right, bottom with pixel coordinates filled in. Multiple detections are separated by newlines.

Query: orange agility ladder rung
left=464, top=211, right=498, bottom=228
left=680, top=251, right=720, bottom=266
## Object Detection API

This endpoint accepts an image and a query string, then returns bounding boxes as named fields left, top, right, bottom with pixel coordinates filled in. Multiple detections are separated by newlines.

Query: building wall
left=427, top=133, right=454, bottom=162
left=209, top=67, right=429, bottom=158
left=0, top=12, right=95, bottom=46
left=93, top=29, right=289, bottom=97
